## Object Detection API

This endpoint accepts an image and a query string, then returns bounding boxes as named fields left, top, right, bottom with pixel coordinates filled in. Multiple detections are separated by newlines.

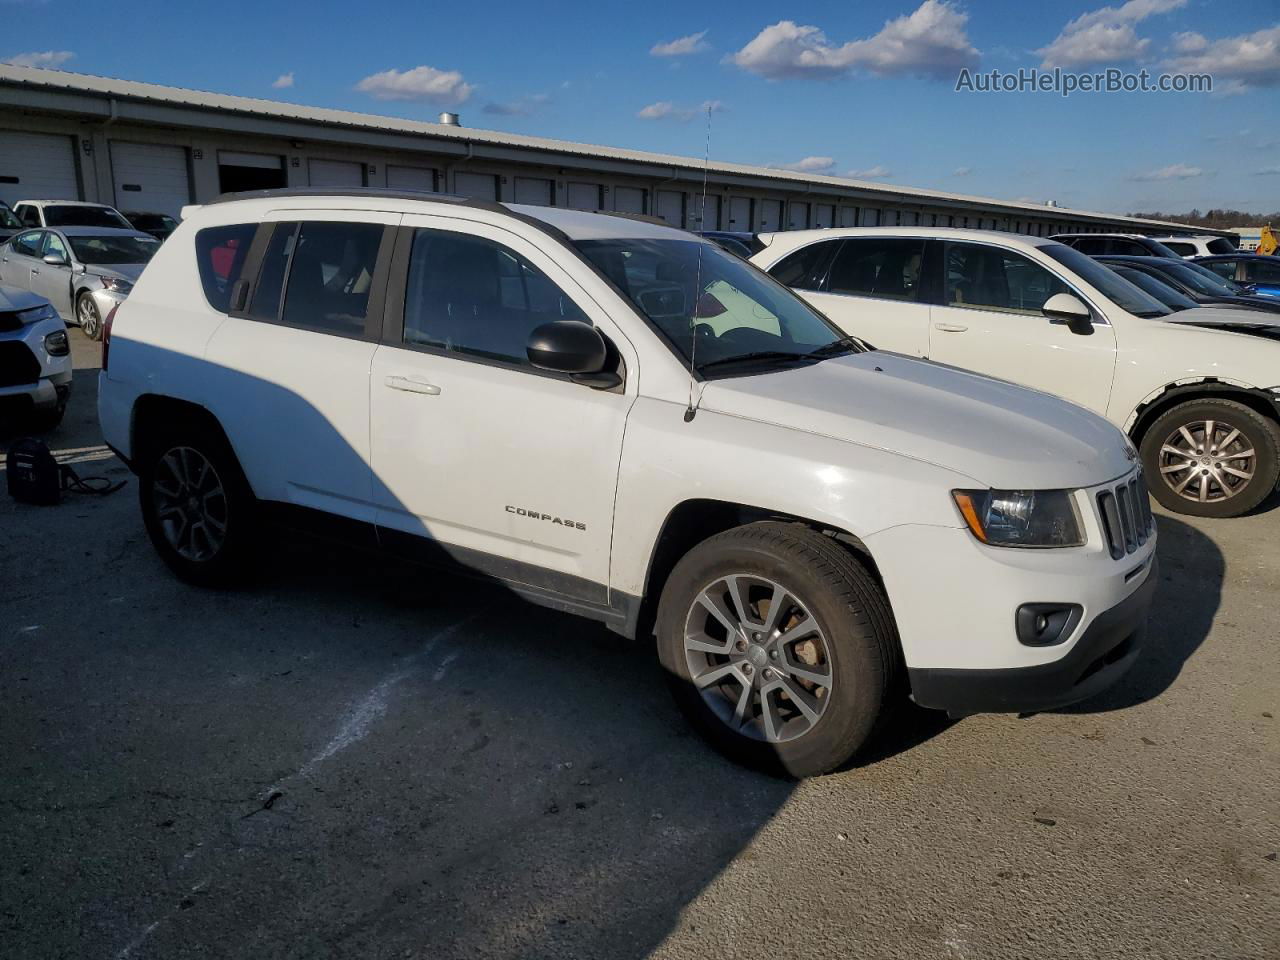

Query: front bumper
left=0, top=315, right=72, bottom=412
left=908, top=557, right=1157, bottom=715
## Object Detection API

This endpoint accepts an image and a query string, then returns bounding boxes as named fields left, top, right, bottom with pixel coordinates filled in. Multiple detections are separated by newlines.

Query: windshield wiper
left=696, top=351, right=818, bottom=373
left=807, top=334, right=872, bottom=358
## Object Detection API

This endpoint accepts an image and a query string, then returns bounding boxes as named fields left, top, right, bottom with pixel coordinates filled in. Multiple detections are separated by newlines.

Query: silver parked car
left=0, top=285, right=71, bottom=430
left=0, top=226, right=160, bottom=339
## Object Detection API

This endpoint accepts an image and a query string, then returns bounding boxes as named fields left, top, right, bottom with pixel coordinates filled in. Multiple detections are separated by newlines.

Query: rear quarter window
left=195, top=224, right=256, bottom=312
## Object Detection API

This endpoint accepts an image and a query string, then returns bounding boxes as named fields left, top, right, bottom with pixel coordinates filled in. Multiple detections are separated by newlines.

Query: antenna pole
left=684, top=103, right=713, bottom=423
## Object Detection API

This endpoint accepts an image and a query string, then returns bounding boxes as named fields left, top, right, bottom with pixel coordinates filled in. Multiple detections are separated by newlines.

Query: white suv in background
left=1149, top=235, right=1238, bottom=258
left=99, top=189, right=1156, bottom=776
left=754, top=227, right=1280, bottom=518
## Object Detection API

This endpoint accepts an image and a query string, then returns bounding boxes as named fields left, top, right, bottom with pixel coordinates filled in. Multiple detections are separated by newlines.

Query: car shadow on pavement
left=1060, top=513, right=1223, bottom=714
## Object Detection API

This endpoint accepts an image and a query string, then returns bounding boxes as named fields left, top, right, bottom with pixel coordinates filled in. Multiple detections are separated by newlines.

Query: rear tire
left=655, top=522, right=900, bottom=778
left=137, top=422, right=258, bottom=586
left=1139, top=398, right=1280, bottom=518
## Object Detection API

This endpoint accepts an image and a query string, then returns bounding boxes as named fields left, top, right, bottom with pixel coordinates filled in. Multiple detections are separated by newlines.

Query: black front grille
left=0, top=311, right=23, bottom=333
left=1098, top=471, right=1154, bottom=560
left=0, top=341, right=41, bottom=387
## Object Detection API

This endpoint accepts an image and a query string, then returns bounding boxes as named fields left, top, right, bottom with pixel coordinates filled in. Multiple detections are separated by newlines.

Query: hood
left=1202, top=296, right=1280, bottom=315
left=1162, top=305, right=1280, bottom=340
left=700, top=351, right=1135, bottom=489
left=0, top=284, right=49, bottom=312
left=90, top=263, right=146, bottom=284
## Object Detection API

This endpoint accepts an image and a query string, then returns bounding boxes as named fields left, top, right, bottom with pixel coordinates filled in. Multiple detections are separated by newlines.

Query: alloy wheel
left=683, top=574, right=833, bottom=743
left=78, top=297, right=100, bottom=338
left=1157, top=419, right=1256, bottom=505
left=151, top=446, right=229, bottom=562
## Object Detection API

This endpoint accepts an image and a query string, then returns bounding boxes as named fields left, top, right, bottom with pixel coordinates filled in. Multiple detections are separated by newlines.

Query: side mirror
left=527, top=321, right=620, bottom=388
left=1042, top=292, right=1094, bottom=336
left=42, top=252, right=68, bottom=266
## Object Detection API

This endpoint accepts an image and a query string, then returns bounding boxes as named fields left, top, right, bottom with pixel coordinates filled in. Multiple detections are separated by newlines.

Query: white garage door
left=656, top=190, right=684, bottom=227
left=566, top=182, right=601, bottom=210
left=0, top=130, right=79, bottom=206
left=614, top=186, right=645, bottom=214
left=514, top=176, right=554, bottom=206
left=787, top=202, right=809, bottom=230
left=309, top=158, right=365, bottom=187
left=691, top=194, right=720, bottom=230
left=812, top=204, right=834, bottom=229
left=760, top=199, right=782, bottom=232
left=838, top=206, right=857, bottom=227
left=386, top=165, right=435, bottom=192
left=727, top=197, right=752, bottom=231
left=454, top=172, right=498, bottom=200
left=110, top=141, right=189, bottom=217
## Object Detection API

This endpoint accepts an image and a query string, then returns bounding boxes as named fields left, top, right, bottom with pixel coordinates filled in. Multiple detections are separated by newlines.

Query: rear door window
left=1244, top=259, right=1280, bottom=283
left=279, top=221, right=385, bottom=338
left=1162, top=241, right=1195, bottom=256
left=767, top=241, right=835, bottom=290
left=826, top=238, right=926, bottom=301
left=195, top=223, right=256, bottom=312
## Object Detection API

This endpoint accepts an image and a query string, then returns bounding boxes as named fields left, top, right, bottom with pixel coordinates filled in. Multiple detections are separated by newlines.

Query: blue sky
left=5, top=0, right=1279, bottom=213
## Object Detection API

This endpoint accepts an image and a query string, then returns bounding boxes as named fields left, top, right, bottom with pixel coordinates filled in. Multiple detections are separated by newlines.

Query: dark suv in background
left=1050, top=233, right=1182, bottom=258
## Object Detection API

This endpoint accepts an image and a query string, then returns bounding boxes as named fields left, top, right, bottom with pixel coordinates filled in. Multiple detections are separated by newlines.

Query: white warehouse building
left=0, top=64, right=1231, bottom=241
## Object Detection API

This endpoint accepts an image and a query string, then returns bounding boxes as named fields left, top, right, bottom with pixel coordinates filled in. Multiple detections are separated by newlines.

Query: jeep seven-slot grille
left=0, top=341, right=41, bottom=387
left=1097, top=472, right=1154, bottom=560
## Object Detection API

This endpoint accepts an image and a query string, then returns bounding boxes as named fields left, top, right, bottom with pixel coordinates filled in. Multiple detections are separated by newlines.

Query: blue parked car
left=1193, top=254, right=1280, bottom=298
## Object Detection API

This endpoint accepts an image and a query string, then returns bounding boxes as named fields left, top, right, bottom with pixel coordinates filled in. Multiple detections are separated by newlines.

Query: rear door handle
left=384, top=375, right=441, bottom=396
left=933, top=322, right=968, bottom=333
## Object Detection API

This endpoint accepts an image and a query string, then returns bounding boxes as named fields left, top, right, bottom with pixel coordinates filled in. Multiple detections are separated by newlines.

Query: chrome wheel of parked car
left=77, top=294, right=102, bottom=340
left=1157, top=419, right=1256, bottom=504
left=151, top=446, right=228, bottom=562
left=684, top=573, right=834, bottom=743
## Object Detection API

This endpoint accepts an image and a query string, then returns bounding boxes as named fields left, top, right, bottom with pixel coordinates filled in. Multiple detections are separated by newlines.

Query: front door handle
left=30, top=268, right=39, bottom=276
left=384, top=375, right=441, bottom=396
left=933, top=322, right=968, bottom=333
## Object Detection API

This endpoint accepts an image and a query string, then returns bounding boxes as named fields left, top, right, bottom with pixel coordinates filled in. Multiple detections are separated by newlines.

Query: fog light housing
left=1015, top=603, right=1083, bottom=646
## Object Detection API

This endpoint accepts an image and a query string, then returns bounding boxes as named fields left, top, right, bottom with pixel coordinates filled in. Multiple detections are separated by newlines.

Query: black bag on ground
left=6, top=437, right=62, bottom=505
left=6, top=438, right=126, bottom=505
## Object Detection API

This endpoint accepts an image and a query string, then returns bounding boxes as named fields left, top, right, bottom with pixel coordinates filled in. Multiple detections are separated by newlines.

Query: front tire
left=656, top=522, right=900, bottom=777
left=77, top=293, right=103, bottom=341
left=138, top=424, right=257, bottom=586
left=1139, top=398, right=1280, bottom=518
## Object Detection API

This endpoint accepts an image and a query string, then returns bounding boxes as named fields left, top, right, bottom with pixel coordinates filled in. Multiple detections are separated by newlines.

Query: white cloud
left=728, top=1, right=979, bottom=80
left=774, top=156, right=835, bottom=173
left=1129, top=163, right=1204, bottom=181
left=952, top=165, right=972, bottom=176
left=356, top=66, right=474, bottom=106
left=1253, top=165, right=1280, bottom=176
left=1171, top=31, right=1207, bottom=53
left=1165, top=25, right=1280, bottom=90
left=637, top=99, right=725, bottom=121
left=847, top=165, right=893, bottom=179
left=1036, top=0, right=1186, bottom=68
left=3, top=50, right=74, bottom=69
left=482, top=93, right=550, bottom=116
left=651, top=30, right=709, bottom=57
left=272, top=72, right=294, bottom=89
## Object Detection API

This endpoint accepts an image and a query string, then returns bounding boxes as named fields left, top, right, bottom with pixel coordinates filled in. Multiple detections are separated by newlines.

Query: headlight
left=99, top=277, right=133, bottom=294
left=44, top=330, right=69, bottom=357
left=952, top=489, right=1085, bottom=548
left=17, top=303, right=58, bottom=325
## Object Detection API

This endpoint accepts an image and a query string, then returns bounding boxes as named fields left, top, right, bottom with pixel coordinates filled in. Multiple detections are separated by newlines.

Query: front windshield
left=0, top=204, right=20, bottom=229
left=1109, top=267, right=1197, bottom=311
left=1171, top=259, right=1245, bottom=295
left=69, top=234, right=160, bottom=265
left=45, top=205, right=132, bottom=229
left=1041, top=243, right=1171, bottom=317
left=573, top=238, right=864, bottom=374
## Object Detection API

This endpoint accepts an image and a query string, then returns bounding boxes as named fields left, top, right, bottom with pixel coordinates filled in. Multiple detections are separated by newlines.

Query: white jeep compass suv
left=754, top=227, right=1280, bottom=518
left=99, top=190, right=1157, bottom=776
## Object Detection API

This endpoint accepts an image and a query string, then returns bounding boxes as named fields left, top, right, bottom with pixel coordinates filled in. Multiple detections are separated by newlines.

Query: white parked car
left=12, top=199, right=133, bottom=231
left=753, top=227, right=1280, bottom=518
left=0, top=285, right=71, bottom=430
left=1149, top=235, right=1238, bottom=259
left=99, top=190, right=1157, bottom=776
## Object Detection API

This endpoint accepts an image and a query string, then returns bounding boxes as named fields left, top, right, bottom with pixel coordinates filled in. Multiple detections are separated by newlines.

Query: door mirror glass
left=527, top=321, right=607, bottom=374
left=42, top=252, right=68, bottom=266
left=1042, top=292, right=1093, bottom=335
